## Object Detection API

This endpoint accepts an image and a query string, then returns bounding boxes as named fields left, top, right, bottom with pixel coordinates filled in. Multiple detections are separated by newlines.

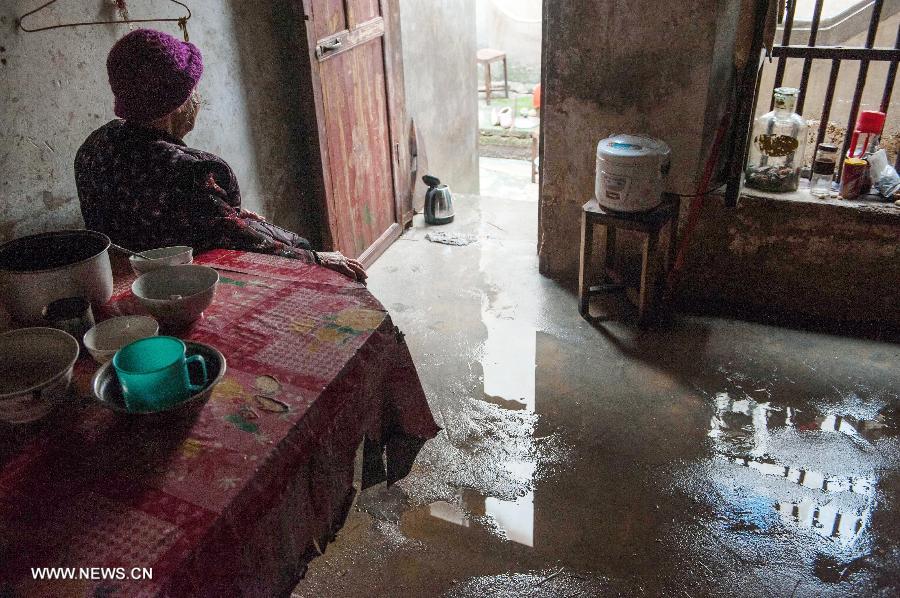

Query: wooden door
left=301, top=0, right=411, bottom=264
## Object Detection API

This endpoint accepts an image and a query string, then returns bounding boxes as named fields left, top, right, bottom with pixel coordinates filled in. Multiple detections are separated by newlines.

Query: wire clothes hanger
left=18, top=0, right=192, bottom=41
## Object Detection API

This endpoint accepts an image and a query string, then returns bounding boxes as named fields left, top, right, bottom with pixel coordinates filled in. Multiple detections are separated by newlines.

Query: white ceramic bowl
left=0, top=327, right=80, bottom=424
left=129, top=246, right=193, bottom=275
left=83, top=315, right=160, bottom=364
left=132, top=265, right=219, bottom=327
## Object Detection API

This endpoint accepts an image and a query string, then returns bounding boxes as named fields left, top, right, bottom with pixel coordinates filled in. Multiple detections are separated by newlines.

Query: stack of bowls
left=129, top=246, right=193, bottom=276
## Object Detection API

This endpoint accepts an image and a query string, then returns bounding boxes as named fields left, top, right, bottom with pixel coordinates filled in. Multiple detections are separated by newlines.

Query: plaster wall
left=0, top=1, right=316, bottom=245
left=400, top=0, right=479, bottom=196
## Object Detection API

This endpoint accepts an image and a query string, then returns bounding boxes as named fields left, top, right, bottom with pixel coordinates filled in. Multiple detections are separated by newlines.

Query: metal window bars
left=727, top=0, right=900, bottom=204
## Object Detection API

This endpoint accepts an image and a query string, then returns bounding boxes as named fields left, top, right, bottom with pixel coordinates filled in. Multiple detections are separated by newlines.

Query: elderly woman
left=75, top=29, right=366, bottom=282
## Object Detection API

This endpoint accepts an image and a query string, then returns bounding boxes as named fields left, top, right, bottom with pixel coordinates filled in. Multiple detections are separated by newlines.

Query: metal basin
left=91, top=340, right=226, bottom=419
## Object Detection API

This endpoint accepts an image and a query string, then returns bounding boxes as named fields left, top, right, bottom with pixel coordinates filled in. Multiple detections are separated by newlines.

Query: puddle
left=442, top=567, right=630, bottom=597
left=775, top=497, right=870, bottom=548
left=396, top=291, right=559, bottom=548
left=423, top=486, right=535, bottom=547
left=300, top=165, right=900, bottom=597
left=468, top=295, right=540, bottom=545
left=706, top=389, right=893, bottom=549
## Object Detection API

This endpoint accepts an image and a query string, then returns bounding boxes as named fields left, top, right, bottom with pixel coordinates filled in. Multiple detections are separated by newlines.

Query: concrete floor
left=293, top=161, right=900, bottom=597
left=478, top=157, right=539, bottom=202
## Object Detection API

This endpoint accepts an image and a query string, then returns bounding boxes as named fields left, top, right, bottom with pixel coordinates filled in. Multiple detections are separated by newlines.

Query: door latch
left=316, top=38, right=343, bottom=59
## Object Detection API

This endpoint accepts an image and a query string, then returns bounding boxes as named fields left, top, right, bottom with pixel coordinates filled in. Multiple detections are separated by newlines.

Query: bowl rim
left=83, top=315, right=160, bottom=352
left=131, top=265, right=219, bottom=303
left=0, top=229, right=111, bottom=275
left=91, top=340, right=227, bottom=415
left=0, top=327, right=80, bottom=399
left=128, top=245, right=194, bottom=263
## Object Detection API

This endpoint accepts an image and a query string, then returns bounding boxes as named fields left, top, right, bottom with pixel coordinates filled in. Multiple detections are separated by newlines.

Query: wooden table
left=579, top=196, right=680, bottom=326
left=0, top=250, right=439, bottom=597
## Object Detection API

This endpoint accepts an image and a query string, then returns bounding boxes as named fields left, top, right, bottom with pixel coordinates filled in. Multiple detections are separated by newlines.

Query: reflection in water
left=480, top=302, right=536, bottom=412
left=708, top=391, right=886, bottom=547
left=429, top=501, right=469, bottom=528
left=776, top=498, right=869, bottom=548
left=426, top=483, right=535, bottom=547
left=424, top=296, right=538, bottom=546
left=483, top=495, right=534, bottom=547
left=477, top=298, right=536, bottom=546
left=728, top=455, right=875, bottom=496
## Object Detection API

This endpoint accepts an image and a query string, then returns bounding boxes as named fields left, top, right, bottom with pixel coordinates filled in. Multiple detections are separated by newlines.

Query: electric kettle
left=423, top=175, right=455, bottom=225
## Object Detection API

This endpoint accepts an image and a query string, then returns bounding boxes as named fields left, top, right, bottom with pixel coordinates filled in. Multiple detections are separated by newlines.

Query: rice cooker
left=595, top=134, right=671, bottom=212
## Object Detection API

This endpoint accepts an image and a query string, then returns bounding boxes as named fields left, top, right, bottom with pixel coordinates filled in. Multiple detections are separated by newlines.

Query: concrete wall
left=539, top=0, right=739, bottom=282
left=677, top=192, right=900, bottom=329
left=0, top=1, right=318, bottom=245
left=539, top=0, right=900, bottom=329
left=400, top=0, right=479, bottom=197
left=476, top=0, right=542, bottom=81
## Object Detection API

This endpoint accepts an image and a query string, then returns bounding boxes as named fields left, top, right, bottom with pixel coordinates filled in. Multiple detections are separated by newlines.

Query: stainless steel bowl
left=91, top=340, right=226, bottom=417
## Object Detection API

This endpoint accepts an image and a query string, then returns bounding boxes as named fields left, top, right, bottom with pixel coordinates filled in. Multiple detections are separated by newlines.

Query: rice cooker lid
left=598, top=134, right=671, bottom=165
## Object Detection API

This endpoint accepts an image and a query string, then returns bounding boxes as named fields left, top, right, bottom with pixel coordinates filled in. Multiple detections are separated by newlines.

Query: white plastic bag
left=867, top=149, right=900, bottom=198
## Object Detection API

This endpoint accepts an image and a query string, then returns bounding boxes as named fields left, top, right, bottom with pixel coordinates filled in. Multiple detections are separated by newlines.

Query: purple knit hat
left=107, top=29, right=203, bottom=123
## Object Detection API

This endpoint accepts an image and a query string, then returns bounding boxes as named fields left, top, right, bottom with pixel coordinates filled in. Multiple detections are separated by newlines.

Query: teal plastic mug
left=112, top=336, right=208, bottom=412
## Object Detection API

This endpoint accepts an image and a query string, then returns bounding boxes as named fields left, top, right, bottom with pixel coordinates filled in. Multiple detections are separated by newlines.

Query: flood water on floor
left=294, top=184, right=900, bottom=597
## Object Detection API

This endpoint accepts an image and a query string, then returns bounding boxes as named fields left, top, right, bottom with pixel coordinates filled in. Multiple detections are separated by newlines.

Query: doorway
left=476, top=0, right=543, bottom=204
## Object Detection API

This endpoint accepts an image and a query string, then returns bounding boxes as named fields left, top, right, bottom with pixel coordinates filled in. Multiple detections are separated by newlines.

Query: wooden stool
left=477, top=48, right=508, bottom=105
left=578, top=195, right=680, bottom=326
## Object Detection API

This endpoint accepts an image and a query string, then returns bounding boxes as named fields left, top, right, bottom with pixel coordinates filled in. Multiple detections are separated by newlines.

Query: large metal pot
left=0, top=230, right=114, bottom=324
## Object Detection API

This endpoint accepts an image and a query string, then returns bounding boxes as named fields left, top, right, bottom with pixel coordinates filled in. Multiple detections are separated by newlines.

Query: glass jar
left=745, top=87, right=808, bottom=193
left=810, top=143, right=837, bottom=198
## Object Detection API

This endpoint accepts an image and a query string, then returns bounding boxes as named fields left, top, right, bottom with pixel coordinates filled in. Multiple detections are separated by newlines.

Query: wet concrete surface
left=293, top=167, right=900, bottom=597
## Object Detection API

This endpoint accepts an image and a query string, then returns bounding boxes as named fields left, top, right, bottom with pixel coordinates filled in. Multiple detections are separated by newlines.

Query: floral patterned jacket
left=75, top=120, right=315, bottom=262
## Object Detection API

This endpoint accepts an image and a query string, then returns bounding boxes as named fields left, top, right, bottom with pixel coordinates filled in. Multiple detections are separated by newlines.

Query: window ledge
left=713, top=183, right=900, bottom=223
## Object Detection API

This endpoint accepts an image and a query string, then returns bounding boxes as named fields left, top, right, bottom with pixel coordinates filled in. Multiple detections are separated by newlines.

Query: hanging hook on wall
left=17, top=0, right=192, bottom=41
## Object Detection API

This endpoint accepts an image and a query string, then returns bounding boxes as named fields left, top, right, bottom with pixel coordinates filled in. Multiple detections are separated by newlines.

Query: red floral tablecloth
left=0, top=250, right=439, bottom=597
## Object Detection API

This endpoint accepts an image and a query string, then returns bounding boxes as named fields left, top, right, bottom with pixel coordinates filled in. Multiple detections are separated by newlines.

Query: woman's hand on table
left=239, top=209, right=265, bottom=221
left=316, top=251, right=367, bottom=283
